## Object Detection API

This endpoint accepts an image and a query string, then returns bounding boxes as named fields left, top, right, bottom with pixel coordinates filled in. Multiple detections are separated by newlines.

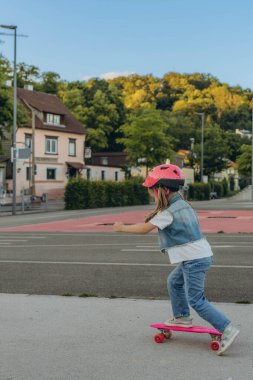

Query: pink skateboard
left=150, top=324, right=222, bottom=351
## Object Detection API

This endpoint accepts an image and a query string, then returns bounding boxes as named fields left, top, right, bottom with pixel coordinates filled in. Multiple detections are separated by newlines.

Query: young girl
left=113, top=164, right=239, bottom=355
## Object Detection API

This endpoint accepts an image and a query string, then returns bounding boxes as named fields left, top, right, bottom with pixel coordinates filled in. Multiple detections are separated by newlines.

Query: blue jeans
left=167, top=256, right=230, bottom=332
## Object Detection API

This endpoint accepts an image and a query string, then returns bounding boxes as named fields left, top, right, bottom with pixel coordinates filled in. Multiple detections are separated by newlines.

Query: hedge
left=188, top=182, right=211, bottom=201
left=64, top=177, right=149, bottom=210
left=65, top=177, right=232, bottom=208
left=188, top=179, right=230, bottom=201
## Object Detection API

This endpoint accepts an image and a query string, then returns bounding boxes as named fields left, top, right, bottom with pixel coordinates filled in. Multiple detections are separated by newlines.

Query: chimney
left=24, top=84, right=33, bottom=91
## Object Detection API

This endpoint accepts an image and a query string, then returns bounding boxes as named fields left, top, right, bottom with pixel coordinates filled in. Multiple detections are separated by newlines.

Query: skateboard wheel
left=164, top=331, right=172, bottom=339
left=210, top=341, right=220, bottom=351
left=154, top=333, right=164, bottom=343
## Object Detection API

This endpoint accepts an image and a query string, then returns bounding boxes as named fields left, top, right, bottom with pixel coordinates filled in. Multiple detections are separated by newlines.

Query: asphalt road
left=0, top=232, right=252, bottom=302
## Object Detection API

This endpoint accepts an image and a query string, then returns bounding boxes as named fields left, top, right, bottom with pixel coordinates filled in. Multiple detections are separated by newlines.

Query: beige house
left=87, top=152, right=126, bottom=181
left=214, top=161, right=240, bottom=191
left=85, top=165, right=125, bottom=181
left=5, top=87, right=87, bottom=200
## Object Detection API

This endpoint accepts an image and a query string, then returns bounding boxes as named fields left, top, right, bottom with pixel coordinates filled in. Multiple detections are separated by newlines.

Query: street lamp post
left=190, top=137, right=195, bottom=151
left=251, top=99, right=253, bottom=202
left=0, top=24, right=17, bottom=214
left=196, top=112, right=205, bottom=182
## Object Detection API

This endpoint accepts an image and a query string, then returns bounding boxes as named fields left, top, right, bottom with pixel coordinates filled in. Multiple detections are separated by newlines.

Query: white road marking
left=122, top=249, right=160, bottom=252
left=137, top=243, right=253, bottom=248
left=1, top=232, right=252, bottom=239
left=0, top=232, right=157, bottom=237
left=0, top=241, right=251, bottom=248
left=0, top=210, right=105, bottom=223
left=0, top=240, right=28, bottom=242
left=121, top=245, right=253, bottom=251
left=0, top=236, right=46, bottom=239
left=0, top=243, right=152, bottom=248
left=0, top=260, right=252, bottom=269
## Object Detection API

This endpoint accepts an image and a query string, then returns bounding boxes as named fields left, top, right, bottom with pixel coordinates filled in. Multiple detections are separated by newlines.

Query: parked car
left=209, top=191, right=217, bottom=200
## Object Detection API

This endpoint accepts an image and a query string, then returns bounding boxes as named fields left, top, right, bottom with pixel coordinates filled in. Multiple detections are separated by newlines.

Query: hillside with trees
left=0, top=54, right=252, bottom=181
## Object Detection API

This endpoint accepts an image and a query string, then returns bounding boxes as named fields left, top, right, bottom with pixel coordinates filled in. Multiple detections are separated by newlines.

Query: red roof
left=17, top=88, right=87, bottom=135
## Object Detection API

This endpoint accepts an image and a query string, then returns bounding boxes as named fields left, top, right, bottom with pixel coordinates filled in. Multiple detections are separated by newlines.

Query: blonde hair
left=145, top=187, right=172, bottom=223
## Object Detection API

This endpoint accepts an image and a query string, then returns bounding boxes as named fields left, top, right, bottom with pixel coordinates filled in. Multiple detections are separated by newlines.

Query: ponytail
left=145, top=186, right=184, bottom=223
left=145, top=186, right=170, bottom=223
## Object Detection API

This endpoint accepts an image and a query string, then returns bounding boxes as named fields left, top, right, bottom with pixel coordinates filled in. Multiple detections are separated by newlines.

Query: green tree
left=0, top=56, right=28, bottom=153
left=0, top=89, right=28, bottom=152
left=117, top=107, right=173, bottom=170
left=237, top=144, right=252, bottom=178
left=38, top=71, right=61, bottom=94
left=60, top=79, right=126, bottom=152
left=194, top=125, right=231, bottom=177
left=219, top=104, right=251, bottom=131
left=224, top=132, right=250, bottom=162
left=16, top=62, right=40, bottom=87
left=161, top=111, right=198, bottom=152
left=83, top=89, right=119, bottom=150
left=0, top=55, right=12, bottom=84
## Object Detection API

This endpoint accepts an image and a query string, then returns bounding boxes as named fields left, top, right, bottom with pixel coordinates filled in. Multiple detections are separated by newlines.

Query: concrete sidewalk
left=0, top=294, right=251, bottom=380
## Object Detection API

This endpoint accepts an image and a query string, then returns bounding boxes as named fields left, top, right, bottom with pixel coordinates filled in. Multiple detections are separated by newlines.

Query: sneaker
left=164, top=316, right=193, bottom=327
left=217, top=324, right=240, bottom=356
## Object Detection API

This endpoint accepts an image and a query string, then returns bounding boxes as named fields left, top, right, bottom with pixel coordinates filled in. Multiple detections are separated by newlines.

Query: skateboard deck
left=150, top=324, right=222, bottom=351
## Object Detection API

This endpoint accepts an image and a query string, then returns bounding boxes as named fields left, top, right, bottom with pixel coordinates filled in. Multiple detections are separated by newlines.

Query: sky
left=1, top=0, right=253, bottom=89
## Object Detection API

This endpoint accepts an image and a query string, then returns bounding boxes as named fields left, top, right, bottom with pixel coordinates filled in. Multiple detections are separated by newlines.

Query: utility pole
left=22, top=100, right=36, bottom=196
left=0, top=25, right=17, bottom=214
left=196, top=112, right=205, bottom=182
left=13, top=26, right=17, bottom=214
left=252, top=99, right=253, bottom=202
left=0, top=25, right=28, bottom=214
left=31, top=109, right=36, bottom=196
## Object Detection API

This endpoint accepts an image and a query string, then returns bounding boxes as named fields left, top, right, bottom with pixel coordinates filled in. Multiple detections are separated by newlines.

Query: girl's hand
left=113, top=222, right=124, bottom=232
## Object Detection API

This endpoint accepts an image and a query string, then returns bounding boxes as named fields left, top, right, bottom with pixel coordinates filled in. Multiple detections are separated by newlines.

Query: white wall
left=85, top=165, right=125, bottom=181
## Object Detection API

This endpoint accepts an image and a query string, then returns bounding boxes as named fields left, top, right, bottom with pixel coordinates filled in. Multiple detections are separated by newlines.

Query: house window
left=101, top=170, right=105, bottom=180
left=101, top=157, right=108, bottom=165
left=47, top=168, right=56, bottom=180
left=26, top=167, right=31, bottom=181
left=25, top=134, right=32, bottom=151
left=115, top=171, right=118, bottom=181
left=69, top=139, right=76, bottom=156
left=45, top=137, right=58, bottom=154
left=46, top=113, right=60, bottom=125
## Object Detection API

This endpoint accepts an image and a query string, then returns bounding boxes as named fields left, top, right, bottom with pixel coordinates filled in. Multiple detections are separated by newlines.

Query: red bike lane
left=0, top=209, right=253, bottom=233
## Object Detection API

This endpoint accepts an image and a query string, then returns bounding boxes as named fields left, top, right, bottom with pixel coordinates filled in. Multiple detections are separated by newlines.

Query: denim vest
left=158, top=194, right=203, bottom=251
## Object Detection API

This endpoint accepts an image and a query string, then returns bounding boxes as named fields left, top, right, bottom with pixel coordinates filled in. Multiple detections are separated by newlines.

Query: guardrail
left=0, top=192, right=48, bottom=213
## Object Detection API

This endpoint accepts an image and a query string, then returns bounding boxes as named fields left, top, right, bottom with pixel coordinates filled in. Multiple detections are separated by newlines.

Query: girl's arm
left=113, top=222, right=156, bottom=234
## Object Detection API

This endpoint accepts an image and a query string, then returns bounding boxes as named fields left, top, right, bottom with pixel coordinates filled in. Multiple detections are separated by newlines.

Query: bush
left=222, top=178, right=229, bottom=196
left=209, top=178, right=230, bottom=198
left=188, top=182, right=211, bottom=201
left=229, top=176, right=235, bottom=192
left=64, top=177, right=89, bottom=209
left=64, top=177, right=149, bottom=210
left=188, top=178, right=230, bottom=201
left=212, top=182, right=223, bottom=197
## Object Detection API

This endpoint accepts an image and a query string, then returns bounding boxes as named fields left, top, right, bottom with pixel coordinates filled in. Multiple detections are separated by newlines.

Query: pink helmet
left=143, top=164, right=185, bottom=189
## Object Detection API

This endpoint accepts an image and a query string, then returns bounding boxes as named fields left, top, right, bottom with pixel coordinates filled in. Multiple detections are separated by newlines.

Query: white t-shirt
left=149, top=210, right=213, bottom=264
